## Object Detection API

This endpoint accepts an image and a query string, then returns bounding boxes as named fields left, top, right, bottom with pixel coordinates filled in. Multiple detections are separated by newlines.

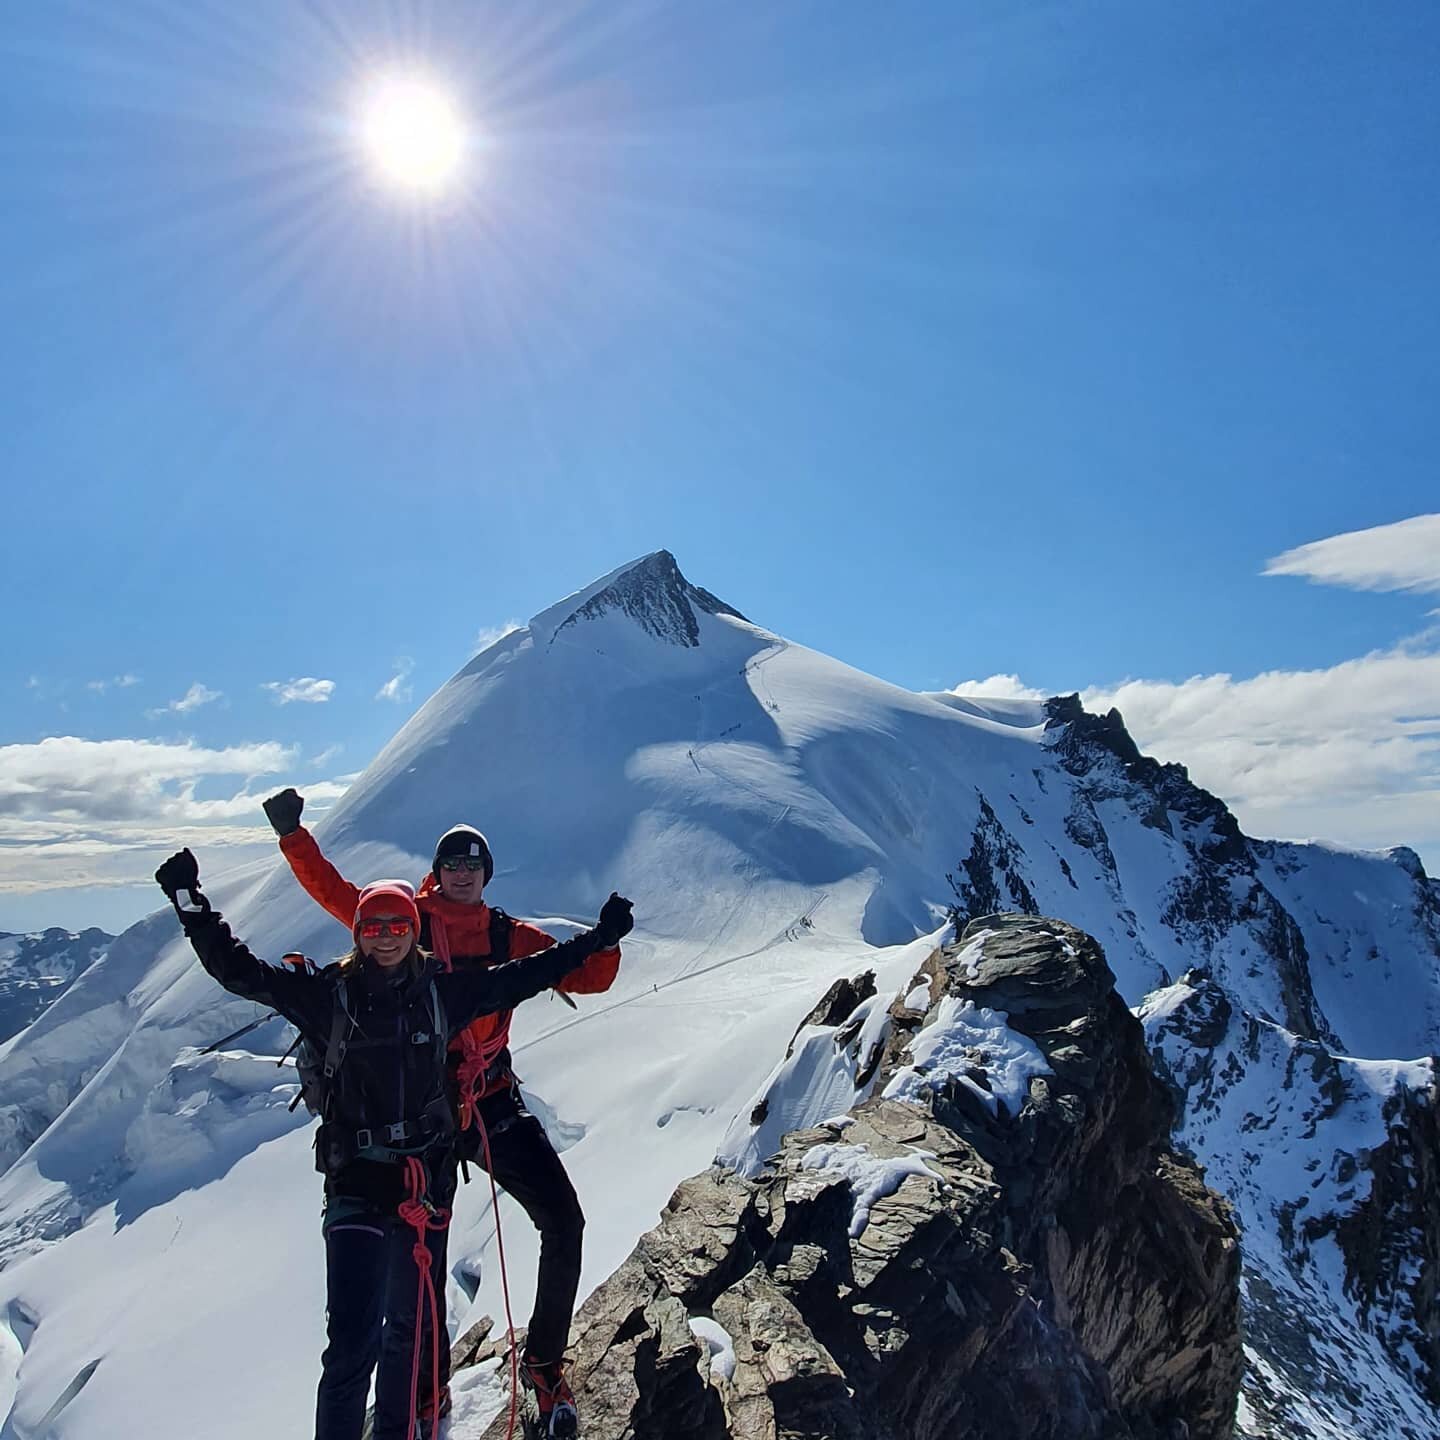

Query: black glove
left=155, top=848, right=209, bottom=913
left=262, top=787, right=304, bottom=838
left=594, top=892, right=634, bottom=949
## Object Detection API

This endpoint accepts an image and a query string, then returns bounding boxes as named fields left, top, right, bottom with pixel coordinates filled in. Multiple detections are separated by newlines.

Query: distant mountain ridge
left=0, top=927, right=112, bottom=1046
left=0, top=552, right=1434, bottom=1439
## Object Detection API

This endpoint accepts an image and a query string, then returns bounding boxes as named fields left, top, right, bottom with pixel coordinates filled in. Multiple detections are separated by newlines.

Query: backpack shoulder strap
left=427, top=977, right=447, bottom=1067
left=488, top=906, right=513, bottom=962
left=322, top=974, right=356, bottom=1080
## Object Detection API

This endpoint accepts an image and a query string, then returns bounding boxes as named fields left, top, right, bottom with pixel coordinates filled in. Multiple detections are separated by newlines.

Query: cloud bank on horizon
left=0, top=736, right=349, bottom=896
left=954, top=515, right=1440, bottom=862
left=5, top=520, right=1438, bottom=925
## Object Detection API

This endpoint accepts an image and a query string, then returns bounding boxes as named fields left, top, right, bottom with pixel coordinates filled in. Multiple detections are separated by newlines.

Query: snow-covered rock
left=486, top=917, right=1240, bottom=1440
left=1141, top=972, right=1439, bottom=1436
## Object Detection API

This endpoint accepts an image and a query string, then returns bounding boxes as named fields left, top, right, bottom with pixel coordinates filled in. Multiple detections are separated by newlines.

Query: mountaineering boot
left=521, top=1356, right=578, bottom=1438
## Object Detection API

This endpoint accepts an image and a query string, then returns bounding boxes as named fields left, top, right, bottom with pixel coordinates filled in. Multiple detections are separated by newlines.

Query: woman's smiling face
left=357, top=915, right=416, bottom=968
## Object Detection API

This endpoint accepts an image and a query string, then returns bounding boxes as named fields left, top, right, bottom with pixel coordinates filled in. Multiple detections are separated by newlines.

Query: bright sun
left=358, top=72, right=468, bottom=196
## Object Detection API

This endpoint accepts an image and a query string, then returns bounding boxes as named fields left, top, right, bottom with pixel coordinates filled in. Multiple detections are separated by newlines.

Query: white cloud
left=376, top=658, right=414, bottom=704
left=949, top=674, right=1048, bottom=702
left=0, top=821, right=277, bottom=895
left=0, top=736, right=294, bottom=824
left=475, top=621, right=523, bottom=653
left=311, top=744, right=343, bottom=768
left=155, top=682, right=223, bottom=716
left=263, top=676, right=336, bottom=705
left=1079, top=642, right=1440, bottom=859
left=86, top=674, right=142, bottom=695
left=1264, top=513, right=1440, bottom=595
left=0, top=739, right=357, bottom=896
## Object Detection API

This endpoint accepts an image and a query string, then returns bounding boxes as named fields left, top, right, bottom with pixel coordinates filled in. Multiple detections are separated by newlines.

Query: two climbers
left=155, top=846, right=632, bottom=1440
left=262, top=788, right=623, bottom=1437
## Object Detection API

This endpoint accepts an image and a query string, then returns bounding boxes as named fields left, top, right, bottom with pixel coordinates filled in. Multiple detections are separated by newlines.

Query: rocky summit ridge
left=475, top=916, right=1242, bottom=1440
left=546, top=549, right=750, bottom=650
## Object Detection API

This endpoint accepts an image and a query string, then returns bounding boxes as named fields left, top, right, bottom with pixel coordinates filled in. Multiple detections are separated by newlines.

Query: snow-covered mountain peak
left=1, top=556, right=1437, bottom=1439
left=1388, top=845, right=1431, bottom=884
left=528, top=549, right=748, bottom=649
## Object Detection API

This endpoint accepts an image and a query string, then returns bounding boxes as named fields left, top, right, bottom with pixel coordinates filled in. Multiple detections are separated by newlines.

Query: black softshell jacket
left=179, top=904, right=605, bottom=1207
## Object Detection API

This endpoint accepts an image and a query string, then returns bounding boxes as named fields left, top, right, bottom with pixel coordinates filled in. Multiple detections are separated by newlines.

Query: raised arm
left=507, top=917, right=623, bottom=996
left=155, top=849, right=332, bottom=1038
left=439, top=893, right=634, bottom=1032
left=263, top=789, right=360, bottom=929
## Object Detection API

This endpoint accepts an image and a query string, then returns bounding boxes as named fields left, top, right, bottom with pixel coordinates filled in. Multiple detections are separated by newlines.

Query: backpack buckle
left=386, top=1122, right=410, bottom=1143
left=355, top=1128, right=373, bottom=1150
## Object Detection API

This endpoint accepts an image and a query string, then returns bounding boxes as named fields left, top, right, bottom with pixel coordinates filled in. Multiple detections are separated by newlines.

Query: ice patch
left=715, top=991, right=895, bottom=1177
left=443, top=1353, right=510, bottom=1437
left=800, top=1141, right=942, bottom=1236
left=953, top=932, right=993, bottom=980
left=1337, top=1054, right=1433, bottom=1098
left=688, top=1315, right=737, bottom=1381
left=1133, top=977, right=1197, bottom=1027
left=516, top=1086, right=586, bottom=1152
left=882, top=996, right=1050, bottom=1117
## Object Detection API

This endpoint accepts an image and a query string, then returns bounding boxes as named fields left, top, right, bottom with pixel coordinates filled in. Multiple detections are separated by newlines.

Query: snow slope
left=0, top=551, right=1435, bottom=1438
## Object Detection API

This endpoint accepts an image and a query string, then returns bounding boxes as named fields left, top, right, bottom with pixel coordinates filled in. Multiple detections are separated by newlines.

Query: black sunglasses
left=438, top=856, right=486, bottom=873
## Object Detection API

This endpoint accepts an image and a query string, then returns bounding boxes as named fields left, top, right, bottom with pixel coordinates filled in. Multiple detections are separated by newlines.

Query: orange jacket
left=277, top=826, right=621, bottom=1101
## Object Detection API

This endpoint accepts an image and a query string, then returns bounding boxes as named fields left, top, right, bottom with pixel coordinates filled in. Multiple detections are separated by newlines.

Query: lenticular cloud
left=1263, top=512, right=1440, bottom=596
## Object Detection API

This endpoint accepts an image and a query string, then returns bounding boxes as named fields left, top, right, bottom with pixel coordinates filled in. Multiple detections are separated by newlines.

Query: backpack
left=290, top=968, right=446, bottom=1121
left=286, top=906, right=512, bottom=1119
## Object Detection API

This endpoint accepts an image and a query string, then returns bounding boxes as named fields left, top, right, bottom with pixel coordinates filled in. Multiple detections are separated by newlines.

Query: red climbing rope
left=399, top=1156, right=450, bottom=1440
left=431, top=913, right=509, bottom=1135
left=455, top=1028, right=508, bottom=1133
left=476, top=1109, right=521, bottom=1440
left=423, top=913, right=519, bottom=1436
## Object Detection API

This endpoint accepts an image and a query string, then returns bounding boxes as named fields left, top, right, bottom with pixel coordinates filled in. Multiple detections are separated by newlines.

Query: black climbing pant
left=416, top=1084, right=586, bottom=1412
left=316, top=1207, right=449, bottom=1440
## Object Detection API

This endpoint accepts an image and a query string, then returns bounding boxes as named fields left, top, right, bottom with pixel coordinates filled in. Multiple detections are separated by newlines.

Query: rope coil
left=400, top=1157, right=450, bottom=1440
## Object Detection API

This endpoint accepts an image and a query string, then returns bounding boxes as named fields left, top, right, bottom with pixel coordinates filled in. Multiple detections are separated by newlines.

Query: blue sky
left=3, top=0, right=1437, bottom=933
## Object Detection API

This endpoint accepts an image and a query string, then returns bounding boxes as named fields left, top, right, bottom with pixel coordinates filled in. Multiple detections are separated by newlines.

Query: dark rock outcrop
left=789, top=972, right=878, bottom=1049
left=552, top=550, right=749, bottom=649
left=947, top=796, right=1041, bottom=924
left=1327, top=1079, right=1440, bottom=1408
left=477, top=917, right=1242, bottom=1439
